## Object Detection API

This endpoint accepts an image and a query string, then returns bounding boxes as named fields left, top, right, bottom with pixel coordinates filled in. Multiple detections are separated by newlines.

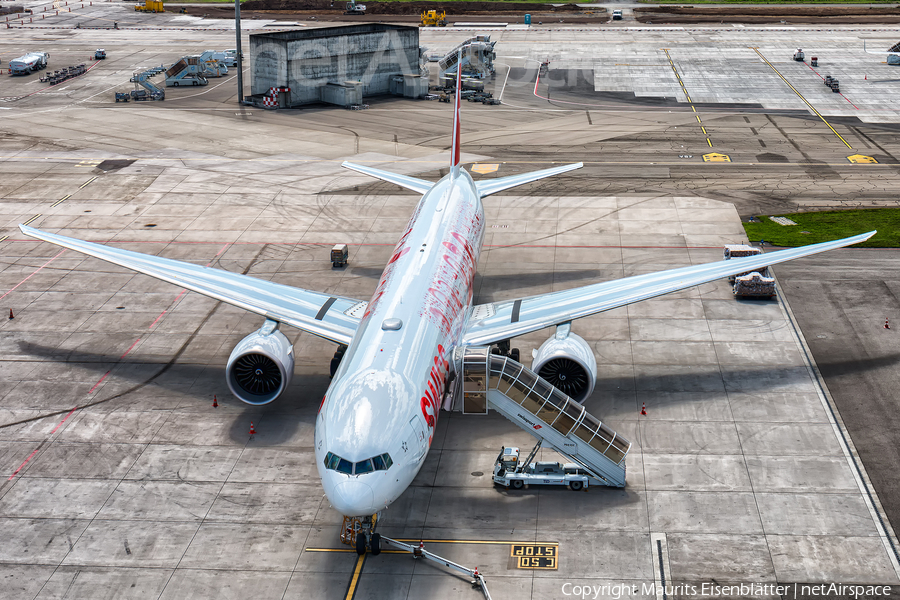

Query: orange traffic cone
left=249, top=422, right=256, bottom=435
left=8, top=309, right=13, bottom=320
left=212, top=395, right=218, bottom=408
left=885, top=318, right=890, bottom=330
left=473, top=567, right=480, bottom=579
left=640, top=402, right=647, bottom=415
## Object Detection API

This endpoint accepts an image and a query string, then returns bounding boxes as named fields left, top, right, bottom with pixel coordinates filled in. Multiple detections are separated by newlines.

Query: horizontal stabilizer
left=341, top=161, right=434, bottom=195
left=475, top=162, right=583, bottom=198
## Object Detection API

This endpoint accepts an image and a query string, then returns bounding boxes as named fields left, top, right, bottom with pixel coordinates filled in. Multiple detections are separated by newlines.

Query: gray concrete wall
left=251, top=26, right=420, bottom=106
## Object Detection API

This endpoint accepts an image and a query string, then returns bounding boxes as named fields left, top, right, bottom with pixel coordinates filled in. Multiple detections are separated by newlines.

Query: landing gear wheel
left=370, top=532, right=381, bottom=556
left=511, top=479, right=524, bottom=490
left=510, top=348, right=520, bottom=362
left=355, top=532, right=367, bottom=555
left=569, top=481, right=583, bottom=491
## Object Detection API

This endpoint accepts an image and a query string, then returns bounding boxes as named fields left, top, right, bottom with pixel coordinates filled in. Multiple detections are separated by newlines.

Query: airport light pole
left=234, top=0, right=244, bottom=103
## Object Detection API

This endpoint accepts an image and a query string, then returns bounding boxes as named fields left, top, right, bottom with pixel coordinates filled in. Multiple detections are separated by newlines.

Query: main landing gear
left=491, top=339, right=520, bottom=363
left=330, top=345, right=347, bottom=379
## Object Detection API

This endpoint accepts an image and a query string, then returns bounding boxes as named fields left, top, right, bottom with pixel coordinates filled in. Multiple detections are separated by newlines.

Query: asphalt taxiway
left=1, top=7, right=900, bottom=599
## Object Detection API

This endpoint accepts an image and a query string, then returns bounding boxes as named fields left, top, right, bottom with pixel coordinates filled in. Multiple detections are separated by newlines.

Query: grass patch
left=646, top=0, right=898, bottom=3
left=742, top=209, right=900, bottom=248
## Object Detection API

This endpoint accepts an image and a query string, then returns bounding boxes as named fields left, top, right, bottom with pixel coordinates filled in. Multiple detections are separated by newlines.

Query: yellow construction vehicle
left=421, top=10, right=447, bottom=27
left=135, top=0, right=164, bottom=12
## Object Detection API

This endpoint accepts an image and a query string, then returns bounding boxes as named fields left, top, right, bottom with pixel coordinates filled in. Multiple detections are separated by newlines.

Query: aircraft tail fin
left=450, top=50, right=462, bottom=170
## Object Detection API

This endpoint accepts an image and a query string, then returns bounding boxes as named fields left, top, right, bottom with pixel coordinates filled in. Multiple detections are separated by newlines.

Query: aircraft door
left=407, top=414, right=427, bottom=460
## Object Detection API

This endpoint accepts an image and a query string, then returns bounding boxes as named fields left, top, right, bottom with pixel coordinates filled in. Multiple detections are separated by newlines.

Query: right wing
left=463, top=231, right=875, bottom=346
left=20, top=225, right=364, bottom=346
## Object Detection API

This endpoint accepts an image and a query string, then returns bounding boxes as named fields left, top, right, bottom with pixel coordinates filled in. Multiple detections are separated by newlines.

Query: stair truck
left=493, top=445, right=597, bottom=491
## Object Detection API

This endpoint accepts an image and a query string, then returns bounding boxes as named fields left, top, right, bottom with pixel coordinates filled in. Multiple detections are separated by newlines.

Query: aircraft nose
left=330, top=480, right=376, bottom=517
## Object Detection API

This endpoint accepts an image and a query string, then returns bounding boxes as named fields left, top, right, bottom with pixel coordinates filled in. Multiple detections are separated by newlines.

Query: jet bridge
left=456, top=346, right=630, bottom=488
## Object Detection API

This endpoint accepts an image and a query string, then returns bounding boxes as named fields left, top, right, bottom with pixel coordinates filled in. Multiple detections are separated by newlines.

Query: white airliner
left=20, top=67, right=873, bottom=555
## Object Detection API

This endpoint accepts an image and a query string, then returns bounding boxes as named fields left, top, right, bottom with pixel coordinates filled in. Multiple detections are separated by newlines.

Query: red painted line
left=6, top=237, right=724, bottom=250
left=49, top=407, right=77, bottom=435
left=120, top=338, right=141, bottom=359
left=7, top=448, right=41, bottom=480
left=148, top=310, right=166, bottom=329
left=805, top=62, right=858, bottom=109
left=85, top=337, right=140, bottom=393
left=0, top=249, right=65, bottom=301
left=6, top=407, right=77, bottom=481
left=488, top=244, right=721, bottom=249
left=149, top=245, right=229, bottom=328
left=88, top=371, right=110, bottom=393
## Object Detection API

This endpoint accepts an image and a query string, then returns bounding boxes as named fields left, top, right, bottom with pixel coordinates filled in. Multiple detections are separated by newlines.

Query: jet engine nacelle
left=531, top=326, right=596, bottom=403
left=226, top=320, right=294, bottom=405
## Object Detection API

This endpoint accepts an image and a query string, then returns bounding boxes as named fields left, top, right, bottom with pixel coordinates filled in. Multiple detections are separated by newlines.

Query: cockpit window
left=325, top=451, right=394, bottom=475
left=324, top=452, right=340, bottom=470
left=380, top=453, right=393, bottom=469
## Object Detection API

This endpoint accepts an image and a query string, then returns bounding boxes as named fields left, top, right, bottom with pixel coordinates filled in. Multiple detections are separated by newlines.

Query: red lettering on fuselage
left=420, top=346, right=449, bottom=444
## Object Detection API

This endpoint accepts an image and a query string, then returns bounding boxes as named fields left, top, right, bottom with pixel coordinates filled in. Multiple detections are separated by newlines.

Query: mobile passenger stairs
left=126, top=66, right=166, bottom=101
left=353, top=345, right=630, bottom=600
left=456, top=346, right=630, bottom=488
left=165, top=57, right=208, bottom=87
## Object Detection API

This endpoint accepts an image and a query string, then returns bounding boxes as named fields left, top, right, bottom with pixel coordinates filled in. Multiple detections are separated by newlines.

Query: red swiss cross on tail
left=450, top=50, right=463, bottom=170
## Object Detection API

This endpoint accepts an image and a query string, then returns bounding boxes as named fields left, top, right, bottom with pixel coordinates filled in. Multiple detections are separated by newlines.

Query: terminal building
left=249, top=23, right=428, bottom=108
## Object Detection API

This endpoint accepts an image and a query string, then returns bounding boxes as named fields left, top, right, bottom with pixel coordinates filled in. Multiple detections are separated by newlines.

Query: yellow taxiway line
left=344, top=554, right=366, bottom=600
left=751, top=47, right=853, bottom=150
left=663, top=48, right=713, bottom=147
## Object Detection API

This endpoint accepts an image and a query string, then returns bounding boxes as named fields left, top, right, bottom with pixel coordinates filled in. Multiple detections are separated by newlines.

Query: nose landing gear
left=356, top=531, right=382, bottom=556
left=342, top=514, right=380, bottom=555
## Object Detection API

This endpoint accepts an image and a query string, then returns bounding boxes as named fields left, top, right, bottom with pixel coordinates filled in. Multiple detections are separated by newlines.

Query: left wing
left=463, top=231, right=875, bottom=346
left=20, top=225, right=364, bottom=346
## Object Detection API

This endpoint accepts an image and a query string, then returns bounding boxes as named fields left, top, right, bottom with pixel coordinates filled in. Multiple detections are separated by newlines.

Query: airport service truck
left=724, top=244, right=775, bottom=298
left=9, top=52, right=49, bottom=75
left=493, top=447, right=595, bottom=491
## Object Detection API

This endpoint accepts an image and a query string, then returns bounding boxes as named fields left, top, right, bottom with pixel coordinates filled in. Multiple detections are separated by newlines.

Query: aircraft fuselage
left=315, top=167, right=485, bottom=517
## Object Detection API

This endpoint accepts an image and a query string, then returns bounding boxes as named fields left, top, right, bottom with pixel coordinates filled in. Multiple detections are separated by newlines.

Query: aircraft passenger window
left=336, top=458, right=353, bottom=474
left=372, top=455, right=386, bottom=470
left=355, top=459, right=374, bottom=474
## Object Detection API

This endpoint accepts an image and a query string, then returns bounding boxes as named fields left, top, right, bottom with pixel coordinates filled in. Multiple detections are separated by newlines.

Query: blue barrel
left=524, top=13, right=531, bottom=24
